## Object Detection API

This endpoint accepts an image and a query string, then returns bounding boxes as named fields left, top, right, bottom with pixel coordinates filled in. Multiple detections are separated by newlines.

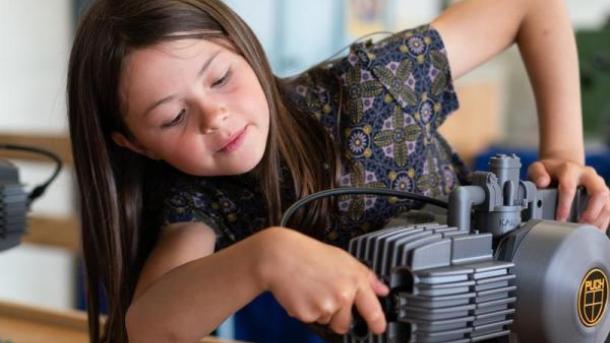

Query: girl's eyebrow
left=142, top=49, right=222, bottom=117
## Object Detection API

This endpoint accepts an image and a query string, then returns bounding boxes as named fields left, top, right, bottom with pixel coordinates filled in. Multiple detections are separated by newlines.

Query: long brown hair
left=68, top=0, right=338, bottom=341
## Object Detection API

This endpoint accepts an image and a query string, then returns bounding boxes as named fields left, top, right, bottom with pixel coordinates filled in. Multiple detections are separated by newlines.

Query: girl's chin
left=216, top=152, right=265, bottom=176
left=230, top=157, right=264, bottom=175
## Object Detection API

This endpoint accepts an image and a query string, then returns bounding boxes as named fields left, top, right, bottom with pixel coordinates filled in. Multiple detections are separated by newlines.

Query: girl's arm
left=126, top=223, right=388, bottom=342
left=431, top=0, right=610, bottom=230
left=126, top=222, right=263, bottom=342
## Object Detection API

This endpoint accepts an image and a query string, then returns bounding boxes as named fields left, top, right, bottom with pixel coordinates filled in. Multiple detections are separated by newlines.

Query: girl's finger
left=315, top=297, right=337, bottom=326
left=579, top=175, right=609, bottom=224
left=328, top=303, right=352, bottom=335
left=369, top=271, right=389, bottom=296
left=528, top=161, right=551, bottom=188
left=316, top=311, right=333, bottom=326
left=353, top=287, right=386, bottom=335
left=556, top=165, right=579, bottom=221
left=593, top=203, right=610, bottom=232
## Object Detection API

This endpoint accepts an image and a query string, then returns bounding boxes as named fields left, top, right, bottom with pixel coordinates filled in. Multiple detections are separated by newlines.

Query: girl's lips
left=218, top=126, right=248, bottom=153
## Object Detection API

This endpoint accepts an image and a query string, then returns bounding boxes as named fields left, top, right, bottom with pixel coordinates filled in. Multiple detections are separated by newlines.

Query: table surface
left=0, top=298, right=244, bottom=343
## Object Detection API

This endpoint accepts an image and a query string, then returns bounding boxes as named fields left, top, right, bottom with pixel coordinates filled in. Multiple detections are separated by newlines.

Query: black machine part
left=0, top=145, right=62, bottom=252
left=341, top=154, right=610, bottom=342
left=0, top=159, right=28, bottom=251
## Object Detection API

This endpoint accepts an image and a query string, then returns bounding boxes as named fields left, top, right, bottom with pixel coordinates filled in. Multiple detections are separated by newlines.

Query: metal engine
left=345, top=154, right=610, bottom=343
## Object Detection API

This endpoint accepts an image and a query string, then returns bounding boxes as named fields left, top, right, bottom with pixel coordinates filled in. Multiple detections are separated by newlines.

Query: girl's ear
left=111, top=132, right=160, bottom=160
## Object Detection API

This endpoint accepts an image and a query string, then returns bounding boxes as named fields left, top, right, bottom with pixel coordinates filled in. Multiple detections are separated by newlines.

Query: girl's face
left=114, top=38, right=270, bottom=176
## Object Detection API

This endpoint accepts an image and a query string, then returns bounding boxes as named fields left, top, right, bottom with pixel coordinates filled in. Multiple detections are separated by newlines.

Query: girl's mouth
left=219, top=125, right=248, bottom=153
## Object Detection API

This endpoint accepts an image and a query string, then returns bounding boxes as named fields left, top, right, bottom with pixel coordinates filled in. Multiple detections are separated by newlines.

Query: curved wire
left=280, top=187, right=448, bottom=227
left=0, top=144, right=63, bottom=205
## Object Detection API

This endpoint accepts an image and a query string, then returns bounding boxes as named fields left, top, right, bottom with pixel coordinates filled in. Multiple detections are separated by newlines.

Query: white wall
left=567, top=0, right=610, bottom=30
left=0, top=245, right=74, bottom=309
left=501, top=0, right=610, bottom=147
left=0, top=0, right=75, bottom=310
left=0, top=0, right=71, bottom=133
left=225, top=0, right=345, bottom=76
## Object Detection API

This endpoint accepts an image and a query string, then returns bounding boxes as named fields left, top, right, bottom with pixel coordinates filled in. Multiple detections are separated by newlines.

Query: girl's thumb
left=528, top=161, right=551, bottom=188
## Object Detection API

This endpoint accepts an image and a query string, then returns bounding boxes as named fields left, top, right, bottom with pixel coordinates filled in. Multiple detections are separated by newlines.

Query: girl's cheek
left=161, top=132, right=184, bottom=153
left=222, top=78, right=239, bottom=94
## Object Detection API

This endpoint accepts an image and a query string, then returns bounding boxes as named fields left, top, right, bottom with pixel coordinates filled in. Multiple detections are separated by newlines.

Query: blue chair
left=472, top=146, right=610, bottom=182
left=234, top=292, right=326, bottom=343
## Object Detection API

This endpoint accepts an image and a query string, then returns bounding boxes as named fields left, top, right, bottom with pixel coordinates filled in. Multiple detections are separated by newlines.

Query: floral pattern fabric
left=164, top=24, right=468, bottom=250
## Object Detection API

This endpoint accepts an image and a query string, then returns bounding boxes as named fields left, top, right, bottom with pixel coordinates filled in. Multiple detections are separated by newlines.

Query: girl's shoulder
left=300, top=24, right=445, bottom=75
left=288, top=23, right=454, bottom=107
left=162, top=173, right=268, bottom=249
left=283, top=23, right=452, bottom=109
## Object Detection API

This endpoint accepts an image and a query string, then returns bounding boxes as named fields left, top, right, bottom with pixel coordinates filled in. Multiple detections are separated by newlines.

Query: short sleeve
left=282, top=66, right=343, bottom=141
left=337, top=24, right=459, bottom=130
left=164, top=190, right=219, bottom=229
left=163, top=184, right=236, bottom=250
left=161, top=174, right=269, bottom=251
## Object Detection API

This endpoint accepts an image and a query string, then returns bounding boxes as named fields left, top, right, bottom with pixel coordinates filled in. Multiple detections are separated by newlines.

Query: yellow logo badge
left=578, top=268, right=609, bottom=327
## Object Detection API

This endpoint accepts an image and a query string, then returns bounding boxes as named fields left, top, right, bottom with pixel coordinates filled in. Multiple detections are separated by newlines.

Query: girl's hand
left=255, top=227, right=389, bottom=335
left=528, top=158, right=610, bottom=231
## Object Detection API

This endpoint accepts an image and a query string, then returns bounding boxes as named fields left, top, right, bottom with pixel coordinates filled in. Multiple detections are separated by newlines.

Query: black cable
left=280, top=187, right=449, bottom=227
left=0, top=144, right=63, bottom=206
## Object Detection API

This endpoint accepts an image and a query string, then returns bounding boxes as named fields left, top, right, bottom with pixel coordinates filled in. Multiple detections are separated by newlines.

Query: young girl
left=67, top=0, right=610, bottom=342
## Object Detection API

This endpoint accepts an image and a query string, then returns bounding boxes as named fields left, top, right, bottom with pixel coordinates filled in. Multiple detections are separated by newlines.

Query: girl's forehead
left=118, top=38, right=237, bottom=117
left=129, top=38, right=230, bottom=63
left=120, top=37, right=239, bottom=82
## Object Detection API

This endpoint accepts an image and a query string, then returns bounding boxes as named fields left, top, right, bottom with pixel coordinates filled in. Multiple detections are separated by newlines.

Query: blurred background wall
left=0, top=0, right=75, bottom=310
left=0, top=0, right=608, bottom=330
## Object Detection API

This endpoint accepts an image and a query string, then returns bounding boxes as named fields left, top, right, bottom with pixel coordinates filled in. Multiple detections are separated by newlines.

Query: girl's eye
left=161, top=109, right=186, bottom=128
left=211, top=68, right=232, bottom=88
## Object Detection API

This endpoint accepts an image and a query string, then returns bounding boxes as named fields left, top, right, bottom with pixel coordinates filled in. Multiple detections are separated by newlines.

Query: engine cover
left=498, top=220, right=610, bottom=342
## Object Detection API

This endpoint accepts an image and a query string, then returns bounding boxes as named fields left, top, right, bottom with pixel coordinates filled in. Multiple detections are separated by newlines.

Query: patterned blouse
left=163, top=24, right=468, bottom=250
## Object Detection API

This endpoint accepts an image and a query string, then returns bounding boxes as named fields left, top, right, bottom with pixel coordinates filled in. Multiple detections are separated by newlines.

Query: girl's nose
left=199, top=103, right=229, bottom=134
